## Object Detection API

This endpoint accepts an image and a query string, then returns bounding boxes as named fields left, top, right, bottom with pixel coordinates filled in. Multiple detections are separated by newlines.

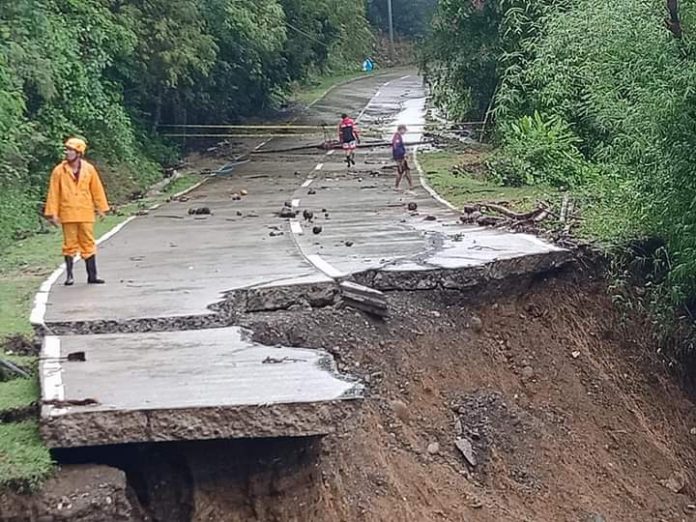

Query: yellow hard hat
left=64, top=137, right=87, bottom=154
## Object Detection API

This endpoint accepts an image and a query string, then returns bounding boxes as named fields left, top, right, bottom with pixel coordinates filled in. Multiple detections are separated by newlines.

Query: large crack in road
left=34, top=70, right=566, bottom=449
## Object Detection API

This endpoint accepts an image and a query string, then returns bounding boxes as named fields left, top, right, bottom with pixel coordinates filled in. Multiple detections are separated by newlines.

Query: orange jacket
left=44, top=160, right=109, bottom=223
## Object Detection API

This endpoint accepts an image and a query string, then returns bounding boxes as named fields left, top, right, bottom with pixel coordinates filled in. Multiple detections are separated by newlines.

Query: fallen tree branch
left=478, top=203, right=548, bottom=221
left=0, top=358, right=31, bottom=379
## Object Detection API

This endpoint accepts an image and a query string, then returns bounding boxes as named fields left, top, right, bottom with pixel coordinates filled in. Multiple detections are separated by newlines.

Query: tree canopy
left=367, top=0, right=438, bottom=40
left=0, top=0, right=372, bottom=247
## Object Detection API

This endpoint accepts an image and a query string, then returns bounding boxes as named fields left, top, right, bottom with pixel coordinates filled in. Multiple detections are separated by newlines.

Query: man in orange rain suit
left=44, top=137, right=109, bottom=286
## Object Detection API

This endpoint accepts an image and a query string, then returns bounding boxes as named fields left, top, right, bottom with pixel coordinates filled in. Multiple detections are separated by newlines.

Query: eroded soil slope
left=226, top=267, right=696, bottom=522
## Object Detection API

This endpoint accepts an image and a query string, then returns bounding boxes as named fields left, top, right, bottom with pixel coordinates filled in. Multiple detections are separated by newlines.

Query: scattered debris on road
left=67, top=351, right=86, bottom=362
left=43, top=398, right=99, bottom=407
left=188, top=207, right=211, bottom=216
left=280, top=207, right=296, bottom=218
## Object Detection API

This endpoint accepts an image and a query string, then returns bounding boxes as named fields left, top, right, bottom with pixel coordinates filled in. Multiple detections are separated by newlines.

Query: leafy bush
left=0, top=0, right=374, bottom=249
left=490, top=111, right=590, bottom=187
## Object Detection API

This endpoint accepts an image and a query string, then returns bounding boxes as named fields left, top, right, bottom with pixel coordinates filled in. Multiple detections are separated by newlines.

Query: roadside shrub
left=490, top=112, right=589, bottom=187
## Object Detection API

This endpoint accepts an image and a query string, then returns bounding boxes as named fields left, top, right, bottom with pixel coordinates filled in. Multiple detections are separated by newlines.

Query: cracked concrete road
left=37, top=70, right=567, bottom=447
left=42, top=70, right=562, bottom=325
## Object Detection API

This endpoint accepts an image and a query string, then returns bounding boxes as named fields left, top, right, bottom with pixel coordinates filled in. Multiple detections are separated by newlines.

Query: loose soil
left=236, top=266, right=696, bottom=522
left=7, top=266, right=696, bottom=521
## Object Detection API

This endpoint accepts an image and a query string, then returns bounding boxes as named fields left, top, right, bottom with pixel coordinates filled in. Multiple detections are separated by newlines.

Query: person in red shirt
left=338, top=114, right=360, bottom=167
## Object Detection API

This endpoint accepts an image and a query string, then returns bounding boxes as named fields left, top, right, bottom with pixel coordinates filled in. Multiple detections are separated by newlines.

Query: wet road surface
left=37, top=70, right=565, bottom=447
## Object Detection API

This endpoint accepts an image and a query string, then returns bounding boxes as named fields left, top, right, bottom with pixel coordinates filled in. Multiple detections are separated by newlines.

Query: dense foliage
left=427, top=0, right=696, bottom=333
left=0, top=0, right=372, bottom=248
left=367, top=0, right=438, bottom=40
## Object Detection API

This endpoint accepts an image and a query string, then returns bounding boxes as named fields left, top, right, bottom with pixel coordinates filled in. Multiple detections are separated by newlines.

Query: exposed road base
left=357, top=250, right=572, bottom=291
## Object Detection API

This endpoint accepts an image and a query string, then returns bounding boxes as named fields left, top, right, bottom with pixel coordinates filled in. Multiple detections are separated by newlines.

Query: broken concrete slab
left=39, top=327, right=362, bottom=448
left=339, top=281, right=388, bottom=317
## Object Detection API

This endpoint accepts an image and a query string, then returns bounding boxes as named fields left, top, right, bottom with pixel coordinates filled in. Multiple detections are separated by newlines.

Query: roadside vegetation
left=0, top=61, right=425, bottom=492
left=0, top=0, right=375, bottom=251
left=0, top=0, right=376, bottom=487
left=422, top=0, right=696, bottom=367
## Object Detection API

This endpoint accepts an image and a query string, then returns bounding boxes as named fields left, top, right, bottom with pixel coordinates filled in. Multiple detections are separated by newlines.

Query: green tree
left=367, top=0, right=437, bottom=40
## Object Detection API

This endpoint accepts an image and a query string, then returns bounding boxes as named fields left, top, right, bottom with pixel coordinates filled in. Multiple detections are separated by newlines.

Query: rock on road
left=36, top=70, right=566, bottom=448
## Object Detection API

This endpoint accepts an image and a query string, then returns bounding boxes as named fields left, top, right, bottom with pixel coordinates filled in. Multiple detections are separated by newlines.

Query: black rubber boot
left=85, top=256, right=105, bottom=284
left=64, top=256, right=74, bottom=286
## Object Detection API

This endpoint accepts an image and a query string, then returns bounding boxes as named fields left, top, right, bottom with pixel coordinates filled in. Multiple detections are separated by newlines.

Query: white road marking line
left=290, top=221, right=303, bottom=235
left=326, top=149, right=335, bottom=156
left=96, top=216, right=135, bottom=246
left=254, top=139, right=271, bottom=151
left=357, top=78, right=393, bottom=122
left=302, top=179, right=314, bottom=188
left=400, top=75, right=411, bottom=80
left=291, top=199, right=301, bottom=208
left=307, top=254, right=346, bottom=279
left=315, top=163, right=323, bottom=171
left=41, top=336, right=64, bottom=402
left=30, top=292, right=49, bottom=327
left=39, top=266, right=66, bottom=294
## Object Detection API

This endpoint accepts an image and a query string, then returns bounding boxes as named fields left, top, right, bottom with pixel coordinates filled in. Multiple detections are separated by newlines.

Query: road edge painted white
left=306, top=255, right=346, bottom=279
left=40, top=336, right=67, bottom=417
left=413, top=146, right=459, bottom=212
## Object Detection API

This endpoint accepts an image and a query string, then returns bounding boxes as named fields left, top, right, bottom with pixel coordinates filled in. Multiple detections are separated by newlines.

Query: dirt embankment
left=5, top=266, right=696, bottom=522
left=237, top=266, right=696, bottom=522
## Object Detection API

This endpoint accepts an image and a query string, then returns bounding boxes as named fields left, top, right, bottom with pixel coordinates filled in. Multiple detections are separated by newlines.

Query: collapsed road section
left=40, top=327, right=362, bottom=448
left=35, top=71, right=567, bottom=452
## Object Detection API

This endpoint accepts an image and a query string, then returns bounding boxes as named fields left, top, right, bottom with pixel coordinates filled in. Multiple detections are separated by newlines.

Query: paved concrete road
left=42, top=71, right=561, bottom=325
left=41, top=328, right=361, bottom=447
left=38, top=70, right=566, bottom=447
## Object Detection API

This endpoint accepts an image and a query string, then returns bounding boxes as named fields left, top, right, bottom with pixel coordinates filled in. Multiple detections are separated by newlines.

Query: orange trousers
left=61, top=222, right=96, bottom=259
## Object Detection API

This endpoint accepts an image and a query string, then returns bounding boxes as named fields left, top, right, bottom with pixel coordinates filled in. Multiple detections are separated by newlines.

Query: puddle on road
left=384, top=96, right=427, bottom=144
